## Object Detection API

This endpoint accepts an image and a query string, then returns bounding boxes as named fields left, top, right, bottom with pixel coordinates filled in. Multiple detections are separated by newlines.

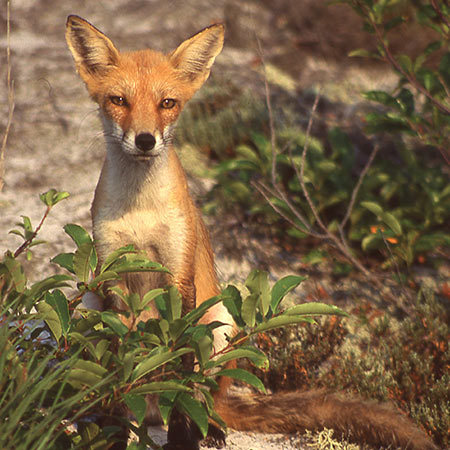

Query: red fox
left=65, top=16, right=436, bottom=450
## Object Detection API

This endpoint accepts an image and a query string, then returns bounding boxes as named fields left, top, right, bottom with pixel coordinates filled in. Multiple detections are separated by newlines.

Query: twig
left=431, top=0, right=450, bottom=31
left=295, top=92, right=328, bottom=232
left=255, top=37, right=278, bottom=183
left=251, top=179, right=325, bottom=239
left=340, top=144, right=380, bottom=231
left=292, top=93, right=371, bottom=276
left=368, top=9, right=450, bottom=116
left=0, top=0, right=15, bottom=192
left=253, top=29, right=378, bottom=278
left=14, top=206, right=52, bottom=258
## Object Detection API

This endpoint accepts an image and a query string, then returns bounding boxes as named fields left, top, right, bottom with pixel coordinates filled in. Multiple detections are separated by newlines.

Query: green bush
left=184, top=1, right=450, bottom=271
left=249, top=290, right=449, bottom=448
left=1, top=190, right=346, bottom=449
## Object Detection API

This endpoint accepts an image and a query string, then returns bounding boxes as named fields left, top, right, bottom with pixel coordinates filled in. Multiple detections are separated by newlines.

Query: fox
left=65, top=15, right=437, bottom=450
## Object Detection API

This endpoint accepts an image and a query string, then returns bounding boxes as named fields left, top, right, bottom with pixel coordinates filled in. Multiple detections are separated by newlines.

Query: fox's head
left=66, top=16, right=224, bottom=161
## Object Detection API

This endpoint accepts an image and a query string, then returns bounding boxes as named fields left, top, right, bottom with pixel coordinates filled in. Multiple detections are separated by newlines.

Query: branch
left=340, top=144, right=380, bottom=231
left=431, top=0, right=450, bottom=31
left=14, top=206, right=51, bottom=258
left=370, top=13, right=450, bottom=116
left=0, top=0, right=15, bottom=192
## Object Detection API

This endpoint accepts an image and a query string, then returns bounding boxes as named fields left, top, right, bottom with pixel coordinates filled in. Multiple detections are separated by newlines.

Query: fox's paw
left=202, top=423, right=226, bottom=448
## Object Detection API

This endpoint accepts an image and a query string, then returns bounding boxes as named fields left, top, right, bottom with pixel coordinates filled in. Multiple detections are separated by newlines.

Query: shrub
left=1, top=190, right=346, bottom=449
left=248, top=290, right=449, bottom=448
left=180, top=1, right=450, bottom=271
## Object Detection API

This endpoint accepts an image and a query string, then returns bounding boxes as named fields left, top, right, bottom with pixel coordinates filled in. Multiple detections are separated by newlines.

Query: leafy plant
left=249, top=290, right=449, bottom=448
left=196, top=0, right=450, bottom=272
left=1, top=190, right=347, bottom=449
left=341, top=0, right=450, bottom=163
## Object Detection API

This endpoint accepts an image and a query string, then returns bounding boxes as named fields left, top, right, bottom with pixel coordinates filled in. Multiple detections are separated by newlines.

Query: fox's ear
left=66, top=15, right=119, bottom=77
left=170, top=24, right=224, bottom=87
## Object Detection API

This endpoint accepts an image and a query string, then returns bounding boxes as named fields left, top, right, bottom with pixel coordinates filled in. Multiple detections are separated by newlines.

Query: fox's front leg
left=174, top=276, right=196, bottom=315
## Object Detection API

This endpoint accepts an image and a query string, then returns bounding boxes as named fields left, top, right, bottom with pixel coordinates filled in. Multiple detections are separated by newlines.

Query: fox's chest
left=94, top=206, right=187, bottom=273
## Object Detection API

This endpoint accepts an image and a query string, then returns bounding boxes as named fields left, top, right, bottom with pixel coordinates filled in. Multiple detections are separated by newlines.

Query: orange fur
left=66, top=16, right=436, bottom=450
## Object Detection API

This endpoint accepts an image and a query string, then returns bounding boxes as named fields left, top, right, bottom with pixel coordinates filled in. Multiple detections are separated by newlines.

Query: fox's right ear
left=66, top=15, right=119, bottom=78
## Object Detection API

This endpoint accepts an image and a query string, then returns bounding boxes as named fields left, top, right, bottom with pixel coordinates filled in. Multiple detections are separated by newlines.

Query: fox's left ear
left=170, top=24, right=224, bottom=88
left=66, top=15, right=119, bottom=79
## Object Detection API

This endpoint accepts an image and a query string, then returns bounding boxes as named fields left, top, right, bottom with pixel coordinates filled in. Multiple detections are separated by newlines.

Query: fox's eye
left=160, top=98, right=176, bottom=109
left=110, top=96, right=127, bottom=107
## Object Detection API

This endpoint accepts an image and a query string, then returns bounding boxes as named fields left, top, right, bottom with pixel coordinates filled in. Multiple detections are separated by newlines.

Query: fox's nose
left=135, top=133, right=156, bottom=152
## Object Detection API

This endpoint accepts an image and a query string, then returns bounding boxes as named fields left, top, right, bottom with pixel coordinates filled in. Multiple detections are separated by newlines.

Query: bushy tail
left=215, top=390, right=436, bottom=450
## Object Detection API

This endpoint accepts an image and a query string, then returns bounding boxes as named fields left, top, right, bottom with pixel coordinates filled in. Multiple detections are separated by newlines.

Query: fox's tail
left=215, top=389, right=436, bottom=450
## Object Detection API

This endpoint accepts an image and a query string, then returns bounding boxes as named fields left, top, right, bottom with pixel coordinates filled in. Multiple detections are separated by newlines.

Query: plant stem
left=1, top=0, right=15, bottom=192
left=14, top=206, right=52, bottom=258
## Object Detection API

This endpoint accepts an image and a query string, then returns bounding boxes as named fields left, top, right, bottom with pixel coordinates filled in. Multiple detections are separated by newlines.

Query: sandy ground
left=0, top=1, right=446, bottom=449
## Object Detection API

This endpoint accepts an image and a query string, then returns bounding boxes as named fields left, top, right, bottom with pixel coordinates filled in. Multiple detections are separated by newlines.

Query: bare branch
left=293, top=92, right=326, bottom=232
left=340, top=144, right=380, bottom=231
left=369, top=12, right=450, bottom=117
left=0, top=0, right=15, bottom=192
left=255, top=37, right=278, bottom=184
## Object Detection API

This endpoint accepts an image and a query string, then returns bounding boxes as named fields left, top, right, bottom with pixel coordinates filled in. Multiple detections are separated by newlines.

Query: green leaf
left=439, top=52, right=450, bottom=87
left=177, top=393, right=209, bottom=438
left=123, top=352, right=135, bottom=382
left=236, top=144, right=262, bottom=165
left=302, top=249, right=328, bottom=265
left=88, top=270, right=120, bottom=289
left=67, top=368, right=103, bottom=389
left=112, top=258, right=169, bottom=275
left=45, top=290, right=70, bottom=337
left=348, top=48, right=372, bottom=58
left=36, top=302, right=62, bottom=341
left=141, top=288, right=166, bottom=309
left=123, top=394, right=147, bottom=426
left=3, top=254, right=27, bottom=293
left=169, top=318, right=188, bottom=342
left=167, top=286, right=182, bottom=321
left=39, top=189, right=70, bottom=207
left=361, top=201, right=384, bottom=216
left=64, top=224, right=92, bottom=248
left=73, top=241, right=96, bottom=283
left=245, top=270, right=271, bottom=317
left=221, top=285, right=244, bottom=327
left=382, top=211, right=402, bottom=235
left=270, top=275, right=306, bottom=313
left=215, top=368, right=266, bottom=393
left=101, top=311, right=129, bottom=337
left=397, top=54, right=412, bottom=73
left=78, top=422, right=105, bottom=448
left=207, top=347, right=268, bottom=370
left=51, top=253, right=74, bottom=274
left=95, top=339, right=110, bottom=360
left=183, top=294, right=224, bottom=326
left=252, top=314, right=315, bottom=333
left=214, top=158, right=259, bottom=174
left=363, top=91, right=399, bottom=108
left=69, top=331, right=98, bottom=358
left=27, top=274, right=73, bottom=304
left=192, top=334, right=212, bottom=368
left=383, top=15, right=404, bottom=32
left=284, top=302, right=348, bottom=317
left=361, top=233, right=383, bottom=251
left=364, top=112, right=412, bottom=134
left=131, top=348, right=193, bottom=382
left=241, top=293, right=259, bottom=327
left=129, top=381, right=192, bottom=396
left=74, top=359, right=109, bottom=377
left=396, top=88, right=414, bottom=116
left=100, top=245, right=136, bottom=272
left=328, top=127, right=354, bottom=170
